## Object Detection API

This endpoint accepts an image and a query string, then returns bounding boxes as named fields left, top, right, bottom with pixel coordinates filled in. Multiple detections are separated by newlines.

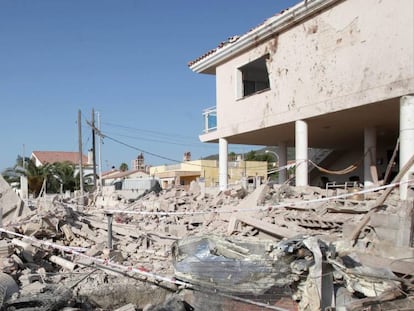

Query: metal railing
left=202, top=106, right=217, bottom=133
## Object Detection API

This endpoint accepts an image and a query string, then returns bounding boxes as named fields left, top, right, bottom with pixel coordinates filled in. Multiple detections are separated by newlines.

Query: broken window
left=239, top=54, right=270, bottom=98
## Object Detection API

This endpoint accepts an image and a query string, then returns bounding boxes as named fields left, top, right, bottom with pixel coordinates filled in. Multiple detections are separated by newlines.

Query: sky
left=0, top=0, right=299, bottom=172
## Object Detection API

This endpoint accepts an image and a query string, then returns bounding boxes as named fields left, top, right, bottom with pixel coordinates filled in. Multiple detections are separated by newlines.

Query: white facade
left=190, top=0, right=414, bottom=192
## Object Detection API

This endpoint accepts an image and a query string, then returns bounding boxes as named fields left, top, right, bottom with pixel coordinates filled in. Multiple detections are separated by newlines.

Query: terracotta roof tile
left=32, top=151, right=88, bottom=165
left=188, top=8, right=291, bottom=68
left=101, top=169, right=149, bottom=180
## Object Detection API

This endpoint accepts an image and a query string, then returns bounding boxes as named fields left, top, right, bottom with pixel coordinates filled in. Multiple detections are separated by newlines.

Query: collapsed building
left=1, top=0, right=414, bottom=310
left=0, top=164, right=414, bottom=310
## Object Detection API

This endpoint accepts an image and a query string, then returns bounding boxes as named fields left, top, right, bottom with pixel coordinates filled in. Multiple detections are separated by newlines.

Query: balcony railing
left=202, top=106, right=217, bottom=133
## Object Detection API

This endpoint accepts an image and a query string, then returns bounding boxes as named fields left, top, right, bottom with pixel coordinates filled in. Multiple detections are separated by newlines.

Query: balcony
left=202, top=106, right=217, bottom=133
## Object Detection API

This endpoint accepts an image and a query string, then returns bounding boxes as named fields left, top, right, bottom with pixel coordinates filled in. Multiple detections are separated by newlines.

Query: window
left=239, top=54, right=270, bottom=97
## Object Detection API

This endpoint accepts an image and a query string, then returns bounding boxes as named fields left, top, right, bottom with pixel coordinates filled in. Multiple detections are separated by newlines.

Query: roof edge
left=189, top=0, right=341, bottom=74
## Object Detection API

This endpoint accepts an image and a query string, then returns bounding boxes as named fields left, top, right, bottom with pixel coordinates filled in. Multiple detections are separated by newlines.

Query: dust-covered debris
left=0, top=178, right=412, bottom=310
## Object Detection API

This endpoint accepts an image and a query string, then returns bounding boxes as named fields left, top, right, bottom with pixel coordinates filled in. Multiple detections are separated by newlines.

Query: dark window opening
left=240, top=55, right=270, bottom=97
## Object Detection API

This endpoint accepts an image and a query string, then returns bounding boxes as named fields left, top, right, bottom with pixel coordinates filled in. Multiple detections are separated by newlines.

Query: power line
left=103, top=134, right=185, bottom=164
left=102, top=121, right=198, bottom=141
left=103, top=130, right=203, bottom=148
left=86, top=120, right=268, bottom=169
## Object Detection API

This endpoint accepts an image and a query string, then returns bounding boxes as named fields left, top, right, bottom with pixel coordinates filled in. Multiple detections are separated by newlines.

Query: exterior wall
left=150, top=160, right=268, bottom=188
left=103, top=170, right=150, bottom=186
left=32, top=155, right=42, bottom=167
left=122, top=178, right=158, bottom=191
left=198, top=160, right=220, bottom=187
left=210, top=0, right=414, bottom=140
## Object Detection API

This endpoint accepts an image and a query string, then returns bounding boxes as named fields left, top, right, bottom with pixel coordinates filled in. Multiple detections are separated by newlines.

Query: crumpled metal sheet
left=327, top=252, right=401, bottom=297
left=172, top=235, right=299, bottom=295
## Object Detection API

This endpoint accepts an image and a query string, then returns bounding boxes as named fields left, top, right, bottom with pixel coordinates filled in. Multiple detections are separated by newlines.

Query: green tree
left=2, top=156, right=50, bottom=196
left=228, top=151, right=237, bottom=161
left=2, top=155, right=27, bottom=185
left=244, top=150, right=257, bottom=161
left=244, top=150, right=273, bottom=162
left=119, top=163, right=128, bottom=172
left=2, top=156, right=81, bottom=197
left=49, top=161, right=77, bottom=193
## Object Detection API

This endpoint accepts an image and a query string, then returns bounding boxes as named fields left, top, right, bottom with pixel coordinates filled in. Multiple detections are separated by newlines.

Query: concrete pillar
left=364, top=127, right=377, bottom=188
left=278, top=141, right=288, bottom=184
left=295, top=120, right=308, bottom=186
left=400, top=95, right=414, bottom=200
left=219, top=138, right=228, bottom=191
left=255, top=175, right=261, bottom=188
left=20, top=176, right=28, bottom=200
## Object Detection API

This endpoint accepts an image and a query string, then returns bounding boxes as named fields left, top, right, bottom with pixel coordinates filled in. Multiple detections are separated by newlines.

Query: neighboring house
left=101, top=153, right=152, bottom=189
left=101, top=168, right=121, bottom=183
left=189, top=0, right=414, bottom=199
left=101, top=169, right=150, bottom=187
left=150, top=158, right=268, bottom=190
left=31, top=150, right=94, bottom=175
left=31, top=151, right=89, bottom=167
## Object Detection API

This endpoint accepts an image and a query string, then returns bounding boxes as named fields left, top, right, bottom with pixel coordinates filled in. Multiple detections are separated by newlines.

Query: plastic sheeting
left=172, top=235, right=298, bottom=295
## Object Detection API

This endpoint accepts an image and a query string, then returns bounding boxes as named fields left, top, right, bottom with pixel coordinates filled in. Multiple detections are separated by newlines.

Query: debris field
left=0, top=179, right=413, bottom=311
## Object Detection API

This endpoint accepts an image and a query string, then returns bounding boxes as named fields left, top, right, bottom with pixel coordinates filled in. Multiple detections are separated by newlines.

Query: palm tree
left=228, top=151, right=237, bottom=161
left=119, top=163, right=129, bottom=172
left=2, top=156, right=81, bottom=197
left=49, top=161, right=77, bottom=193
left=2, top=156, right=49, bottom=197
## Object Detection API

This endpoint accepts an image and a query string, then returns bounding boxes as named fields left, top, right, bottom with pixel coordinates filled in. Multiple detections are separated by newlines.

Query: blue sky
left=0, top=0, right=299, bottom=171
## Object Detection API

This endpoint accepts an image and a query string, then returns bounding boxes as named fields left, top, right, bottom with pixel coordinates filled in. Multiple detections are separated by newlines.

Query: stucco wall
left=150, top=160, right=267, bottom=188
left=215, top=0, right=414, bottom=138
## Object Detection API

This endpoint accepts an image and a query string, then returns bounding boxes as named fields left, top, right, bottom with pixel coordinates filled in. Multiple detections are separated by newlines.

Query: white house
left=189, top=0, right=414, bottom=199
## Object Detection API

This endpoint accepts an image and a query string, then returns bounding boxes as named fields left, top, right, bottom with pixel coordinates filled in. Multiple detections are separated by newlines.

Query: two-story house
left=189, top=0, right=414, bottom=199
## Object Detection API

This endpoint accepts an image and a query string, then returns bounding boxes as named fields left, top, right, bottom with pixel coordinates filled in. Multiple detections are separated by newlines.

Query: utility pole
left=78, top=110, right=84, bottom=197
left=22, top=144, right=26, bottom=169
left=97, top=111, right=103, bottom=191
left=92, top=108, right=97, bottom=190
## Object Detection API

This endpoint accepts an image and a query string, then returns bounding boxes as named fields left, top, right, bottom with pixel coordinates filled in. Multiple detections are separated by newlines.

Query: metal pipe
left=106, top=212, right=113, bottom=249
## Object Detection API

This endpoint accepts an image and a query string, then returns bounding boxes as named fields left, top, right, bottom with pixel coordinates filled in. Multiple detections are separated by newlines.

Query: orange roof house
left=31, top=151, right=89, bottom=167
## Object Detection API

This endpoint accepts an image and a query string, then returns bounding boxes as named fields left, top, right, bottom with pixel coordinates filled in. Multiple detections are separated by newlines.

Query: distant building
left=150, top=152, right=267, bottom=190
left=101, top=169, right=150, bottom=187
left=31, top=151, right=88, bottom=167
left=131, top=152, right=150, bottom=172
left=100, top=153, right=153, bottom=191
left=31, top=150, right=95, bottom=177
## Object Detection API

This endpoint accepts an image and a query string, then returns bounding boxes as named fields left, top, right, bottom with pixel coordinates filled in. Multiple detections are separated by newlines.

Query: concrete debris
left=143, top=294, right=189, bottom=311
left=0, top=178, right=412, bottom=310
left=114, top=303, right=137, bottom=311
left=0, top=174, right=29, bottom=225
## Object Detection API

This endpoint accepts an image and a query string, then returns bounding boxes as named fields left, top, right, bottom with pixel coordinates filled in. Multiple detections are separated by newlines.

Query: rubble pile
left=0, top=180, right=413, bottom=310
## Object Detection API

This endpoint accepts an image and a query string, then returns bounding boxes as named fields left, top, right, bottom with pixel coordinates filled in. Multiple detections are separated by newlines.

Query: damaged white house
left=189, top=0, right=414, bottom=199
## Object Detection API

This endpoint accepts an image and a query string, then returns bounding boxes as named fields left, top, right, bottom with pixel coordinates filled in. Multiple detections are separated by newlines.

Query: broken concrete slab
left=0, top=174, right=28, bottom=225
left=0, top=174, right=412, bottom=310
left=228, top=214, right=299, bottom=239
